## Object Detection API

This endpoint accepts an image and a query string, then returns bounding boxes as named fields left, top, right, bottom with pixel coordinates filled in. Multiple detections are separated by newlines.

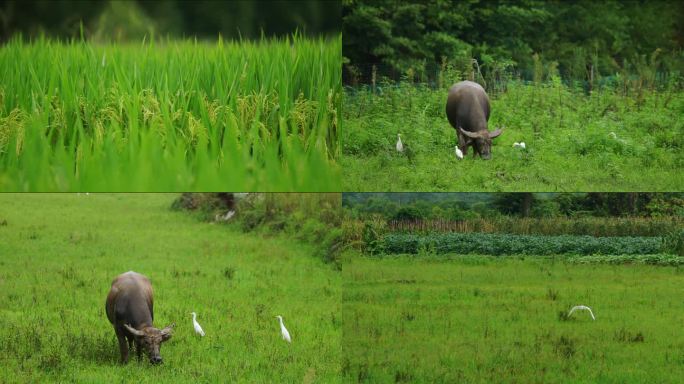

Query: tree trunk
left=521, top=193, right=533, bottom=217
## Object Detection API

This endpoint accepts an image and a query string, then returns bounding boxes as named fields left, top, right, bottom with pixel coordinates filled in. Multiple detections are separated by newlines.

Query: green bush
left=662, top=229, right=684, bottom=256
left=362, top=217, right=387, bottom=255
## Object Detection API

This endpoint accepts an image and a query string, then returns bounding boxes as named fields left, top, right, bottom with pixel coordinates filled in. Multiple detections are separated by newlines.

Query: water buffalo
left=105, top=271, right=174, bottom=364
left=446, top=81, right=503, bottom=159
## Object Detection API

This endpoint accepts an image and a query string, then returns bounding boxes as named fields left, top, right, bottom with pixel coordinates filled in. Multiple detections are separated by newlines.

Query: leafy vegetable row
left=382, top=232, right=663, bottom=256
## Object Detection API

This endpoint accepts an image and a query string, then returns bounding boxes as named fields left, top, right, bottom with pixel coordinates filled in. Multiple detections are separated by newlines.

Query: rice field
left=0, top=35, right=341, bottom=191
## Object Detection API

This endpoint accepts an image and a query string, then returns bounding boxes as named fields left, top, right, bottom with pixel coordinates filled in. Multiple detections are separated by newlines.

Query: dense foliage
left=343, top=193, right=684, bottom=220
left=343, top=0, right=684, bottom=83
left=382, top=232, right=663, bottom=256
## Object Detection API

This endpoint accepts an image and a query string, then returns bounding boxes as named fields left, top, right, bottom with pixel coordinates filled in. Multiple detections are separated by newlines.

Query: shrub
left=662, top=229, right=684, bottom=256
left=362, top=217, right=387, bottom=255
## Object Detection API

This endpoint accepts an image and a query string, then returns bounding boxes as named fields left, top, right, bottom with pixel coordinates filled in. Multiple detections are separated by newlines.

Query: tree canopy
left=0, top=0, right=340, bottom=42
left=343, top=193, right=684, bottom=219
left=343, top=0, right=684, bottom=83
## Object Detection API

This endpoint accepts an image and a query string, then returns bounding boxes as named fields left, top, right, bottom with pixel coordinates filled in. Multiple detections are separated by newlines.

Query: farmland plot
left=342, top=254, right=684, bottom=383
left=0, top=194, right=341, bottom=382
left=0, top=35, right=341, bottom=191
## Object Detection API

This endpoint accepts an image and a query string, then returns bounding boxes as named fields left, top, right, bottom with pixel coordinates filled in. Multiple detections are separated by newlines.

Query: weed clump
left=614, top=328, right=645, bottom=343
left=223, top=266, right=236, bottom=280
left=554, top=335, right=576, bottom=359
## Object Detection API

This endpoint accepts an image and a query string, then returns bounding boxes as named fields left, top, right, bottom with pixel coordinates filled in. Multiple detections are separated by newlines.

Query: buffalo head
left=459, top=127, right=503, bottom=159
left=123, top=323, right=174, bottom=364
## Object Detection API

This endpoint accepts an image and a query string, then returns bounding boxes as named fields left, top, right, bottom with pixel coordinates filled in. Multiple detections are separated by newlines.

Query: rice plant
left=0, top=34, right=341, bottom=191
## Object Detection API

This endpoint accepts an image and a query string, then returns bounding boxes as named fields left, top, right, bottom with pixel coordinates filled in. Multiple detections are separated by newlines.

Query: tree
left=393, top=206, right=423, bottom=221
left=342, top=0, right=684, bottom=83
left=492, top=193, right=536, bottom=217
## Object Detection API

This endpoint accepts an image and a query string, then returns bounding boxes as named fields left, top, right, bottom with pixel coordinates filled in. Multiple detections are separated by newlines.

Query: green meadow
left=0, top=194, right=340, bottom=382
left=342, top=254, right=684, bottom=383
left=0, top=35, right=341, bottom=191
left=342, top=81, right=684, bottom=191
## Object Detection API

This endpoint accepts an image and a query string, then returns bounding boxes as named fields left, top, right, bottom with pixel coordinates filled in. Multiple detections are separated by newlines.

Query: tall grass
left=0, top=34, right=341, bottom=191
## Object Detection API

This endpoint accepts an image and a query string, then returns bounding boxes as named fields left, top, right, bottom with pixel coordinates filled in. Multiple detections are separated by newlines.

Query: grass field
left=342, top=81, right=684, bottom=191
left=342, top=254, right=684, bottom=383
left=0, top=194, right=340, bottom=382
left=0, top=35, right=340, bottom=191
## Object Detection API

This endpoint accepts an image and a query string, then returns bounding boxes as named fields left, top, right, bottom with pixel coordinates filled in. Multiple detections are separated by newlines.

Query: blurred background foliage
left=343, top=0, right=684, bottom=83
left=0, top=0, right=341, bottom=42
left=343, top=193, right=684, bottom=220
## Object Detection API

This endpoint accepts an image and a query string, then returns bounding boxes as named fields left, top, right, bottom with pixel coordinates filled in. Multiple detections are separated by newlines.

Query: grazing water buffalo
left=105, top=271, right=174, bottom=364
left=446, top=81, right=503, bottom=159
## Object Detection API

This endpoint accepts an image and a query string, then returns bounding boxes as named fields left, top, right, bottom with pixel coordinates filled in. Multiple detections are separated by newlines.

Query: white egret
left=396, top=134, right=404, bottom=152
left=454, top=146, right=464, bottom=159
left=568, top=305, right=595, bottom=320
left=191, top=312, right=205, bottom=336
left=276, top=315, right=291, bottom=343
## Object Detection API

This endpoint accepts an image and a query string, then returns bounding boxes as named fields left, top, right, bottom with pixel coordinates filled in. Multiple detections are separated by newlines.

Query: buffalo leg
left=135, top=340, right=142, bottom=361
left=115, top=328, right=129, bottom=364
left=456, top=130, right=469, bottom=156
